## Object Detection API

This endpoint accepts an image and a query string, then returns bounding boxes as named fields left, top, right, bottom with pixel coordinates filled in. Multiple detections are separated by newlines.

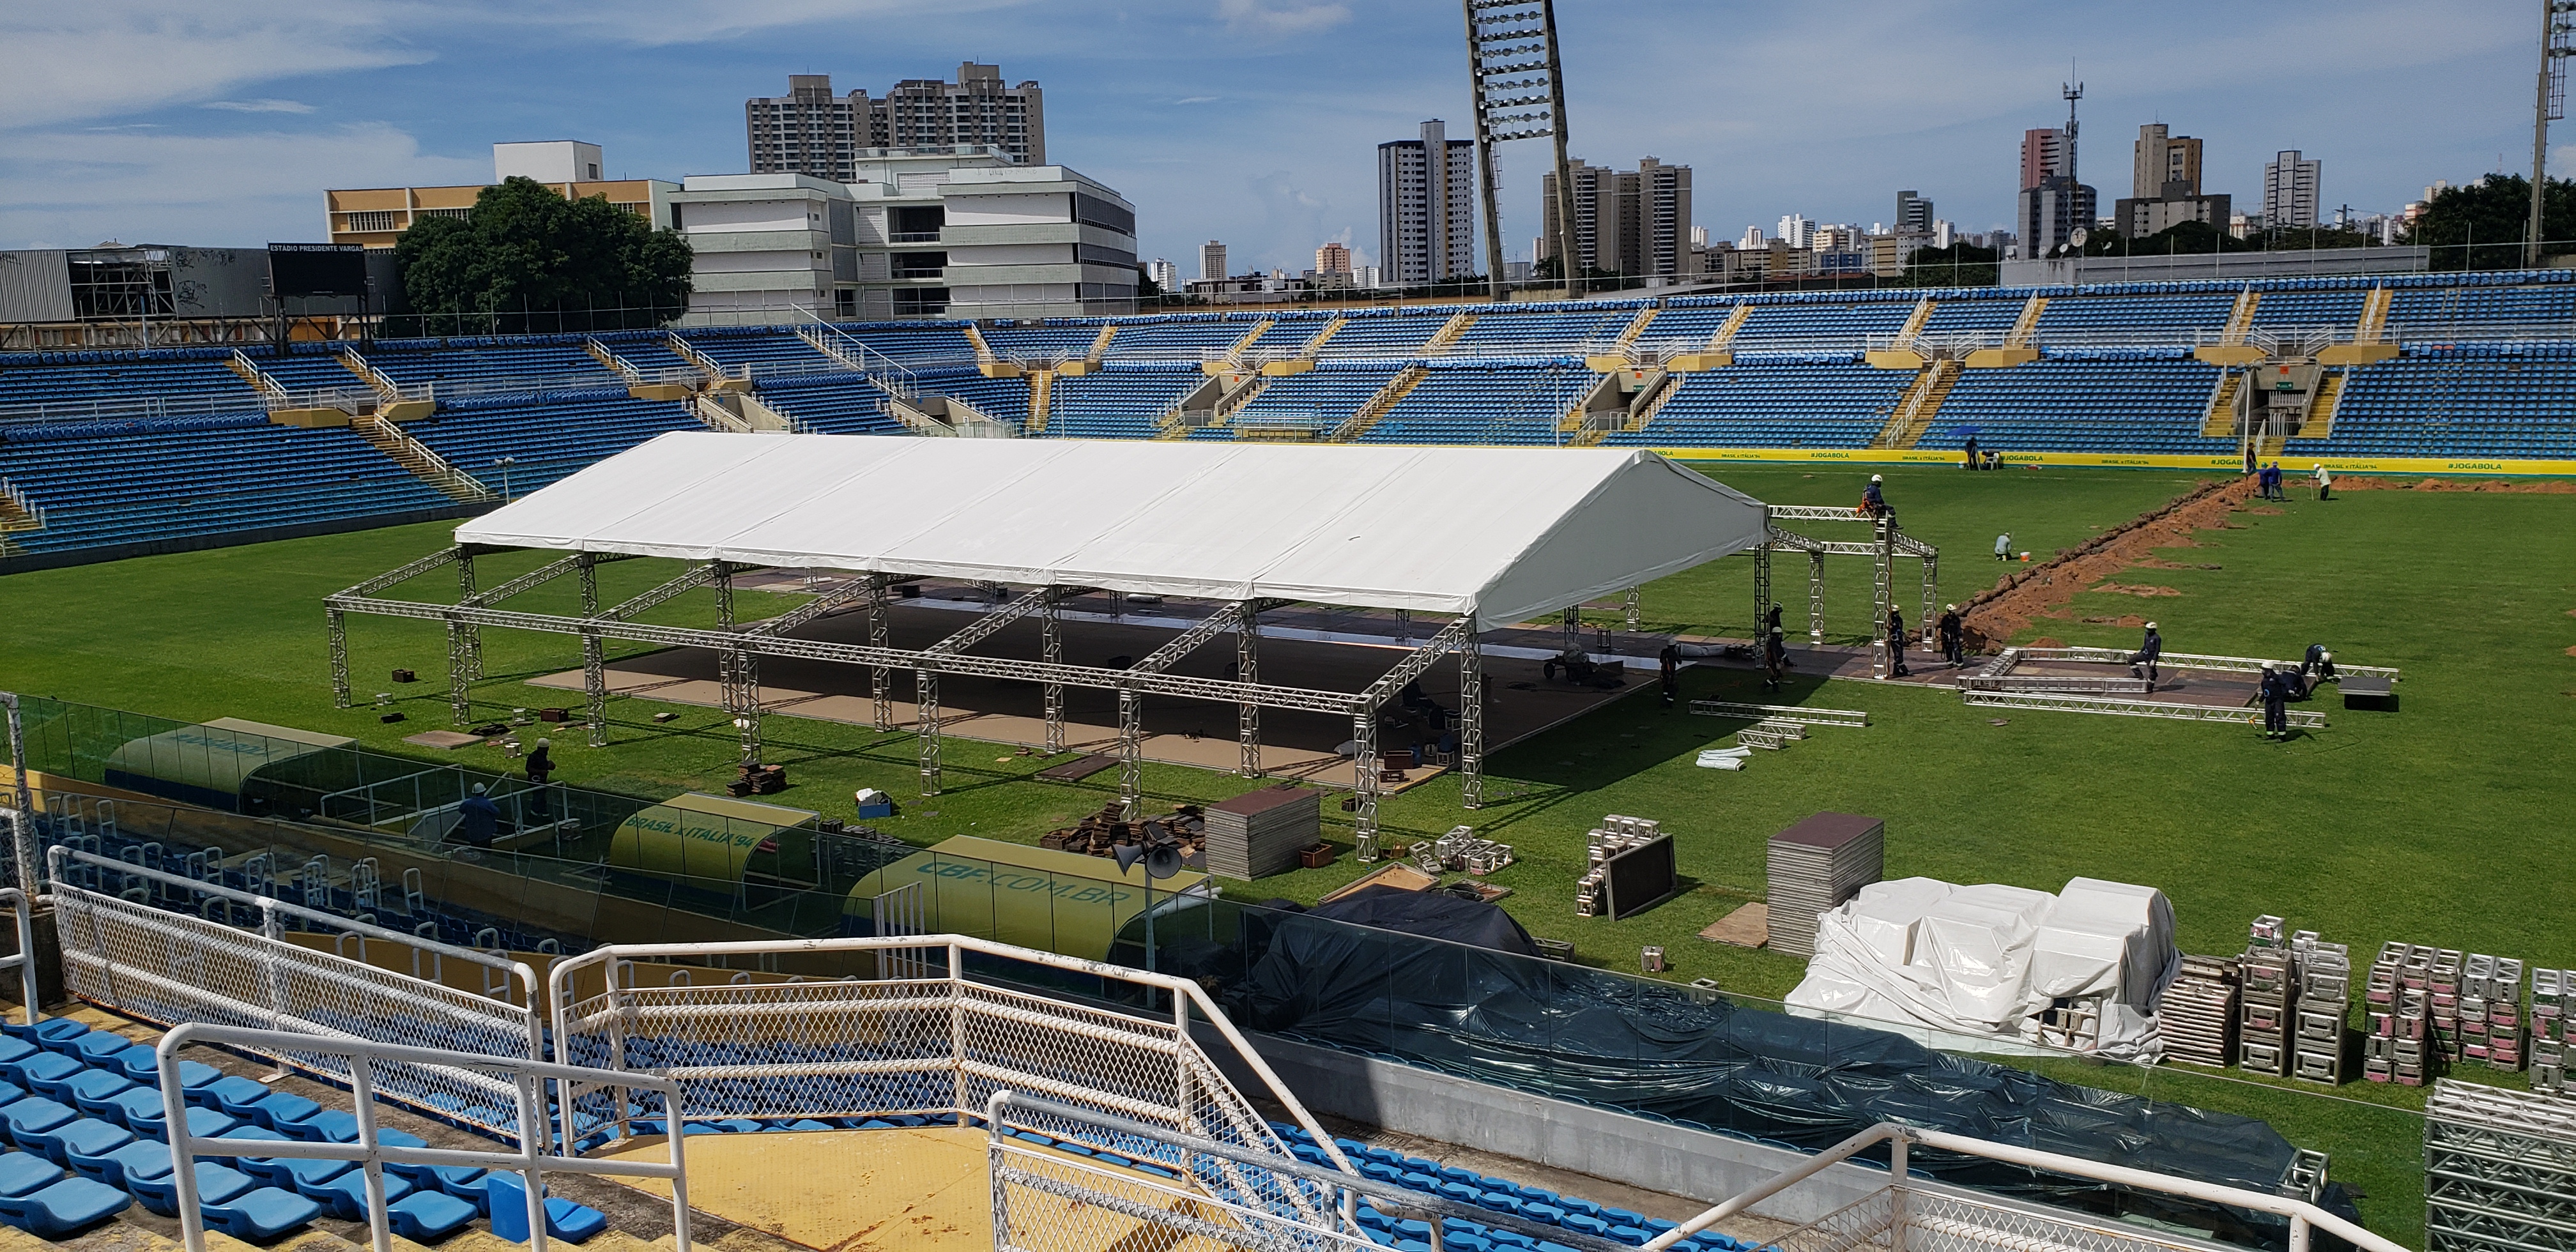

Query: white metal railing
left=1640, top=1122, right=2407, bottom=1252
left=546, top=936, right=1354, bottom=1183
left=0, top=478, right=44, bottom=528
left=49, top=846, right=545, bottom=1141
left=158, top=1023, right=691, bottom=1252
left=0, top=888, right=39, bottom=1027
left=985, top=1090, right=1676, bottom=1252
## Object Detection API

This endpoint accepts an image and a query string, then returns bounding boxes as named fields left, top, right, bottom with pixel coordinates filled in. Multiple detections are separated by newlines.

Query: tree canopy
left=394, top=176, right=692, bottom=335
left=1899, top=243, right=1998, bottom=287
left=2401, top=174, right=2576, bottom=270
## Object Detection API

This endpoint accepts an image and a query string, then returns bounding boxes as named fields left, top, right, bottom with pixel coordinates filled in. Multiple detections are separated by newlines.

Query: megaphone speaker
left=1144, top=845, right=1184, bottom=880
left=1114, top=843, right=1147, bottom=875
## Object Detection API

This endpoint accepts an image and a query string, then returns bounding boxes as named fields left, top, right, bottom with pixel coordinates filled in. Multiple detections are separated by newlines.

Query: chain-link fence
left=50, top=848, right=545, bottom=1143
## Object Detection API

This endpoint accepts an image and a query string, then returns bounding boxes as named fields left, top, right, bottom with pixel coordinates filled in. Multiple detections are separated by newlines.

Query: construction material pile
left=1038, top=802, right=1206, bottom=860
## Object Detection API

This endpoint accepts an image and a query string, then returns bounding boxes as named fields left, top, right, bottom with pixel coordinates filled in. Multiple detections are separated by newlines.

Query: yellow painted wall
left=1654, top=448, right=2576, bottom=477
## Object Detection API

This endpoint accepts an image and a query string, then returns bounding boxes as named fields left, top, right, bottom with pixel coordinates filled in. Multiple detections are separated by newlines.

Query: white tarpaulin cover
left=456, top=434, right=1768, bottom=627
left=1786, top=875, right=2180, bottom=1061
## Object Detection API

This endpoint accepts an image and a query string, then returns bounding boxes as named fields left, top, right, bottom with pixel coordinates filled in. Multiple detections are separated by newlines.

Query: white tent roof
left=456, top=433, right=1767, bottom=627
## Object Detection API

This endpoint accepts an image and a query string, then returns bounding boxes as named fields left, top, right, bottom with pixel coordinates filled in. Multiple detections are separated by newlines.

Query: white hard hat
left=471, top=783, right=487, bottom=795
left=535, top=737, right=550, bottom=748
left=2144, top=622, right=2157, bottom=629
left=2320, top=651, right=2332, bottom=661
left=1945, top=603, right=1957, bottom=611
left=1871, top=474, right=1884, bottom=482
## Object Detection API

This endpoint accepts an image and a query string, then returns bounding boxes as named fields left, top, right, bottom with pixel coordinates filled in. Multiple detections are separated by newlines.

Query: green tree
left=395, top=176, right=693, bottom=335
left=2400, top=174, right=2576, bottom=270
left=1900, top=243, right=1998, bottom=287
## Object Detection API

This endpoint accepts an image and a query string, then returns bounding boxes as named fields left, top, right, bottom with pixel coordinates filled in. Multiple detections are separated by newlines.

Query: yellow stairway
left=1332, top=365, right=1429, bottom=441
left=2201, top=374, right=2244, bottom=437
left=1873, top=358, right=1961, bottom=448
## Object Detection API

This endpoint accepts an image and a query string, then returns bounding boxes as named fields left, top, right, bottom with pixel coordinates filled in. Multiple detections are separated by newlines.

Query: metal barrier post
left=350, top=1052, right=395, bottom=1252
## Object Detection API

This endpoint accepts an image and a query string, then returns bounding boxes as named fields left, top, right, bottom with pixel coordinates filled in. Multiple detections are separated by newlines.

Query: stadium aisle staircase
left=1873, top=358, right=1961, bottom=448
left=353, top=416, right=494, bottom=502
left=1331, top=365, right=1429, bottom=441
left=2201, top=373, right=2243, bottom=438
left=2220, top=289, right=2260, bottom=345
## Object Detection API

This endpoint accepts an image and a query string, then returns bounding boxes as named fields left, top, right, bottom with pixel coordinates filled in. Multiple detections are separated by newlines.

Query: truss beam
left=1960, top=688, right=2328, bottom=728
left=600, top=562, right=721, bottom=623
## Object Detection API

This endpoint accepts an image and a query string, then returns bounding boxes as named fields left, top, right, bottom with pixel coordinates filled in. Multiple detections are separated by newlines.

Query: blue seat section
left=2387, top=284, right=2576, bottom=333
left=2294, top=344, right=2576, bottom=459
left=1325, top=311, right=1457, bottom=352
left=408, top=389, right=703, bottom=494
left=2037, top=293, right=2235, bottom=333
left=255, top=349, right=374, bottom=395
left=597, top=335, right=703, bottom=379
left=1726, top=300, right=1915, bottom=347
left=1919, top=297, right=2026, bottom=336
left=1608, top=356, right=1908, bottom=448
left=1103, top=315, right=1272, bottom=358
left=1449, top=309, right=1630, bottom=351
left=673, top=328, right=831, bottom=371
left=2250, top=289, right=2366, bottom=328
left=0, top=351, right=249, bottom=414
left=916, top=369, right=1030, bottom=424
left=1362, top=361, right=1593, bottom=446
left=1233, top=361, right=1408, bottom=429
left=365, top=340, right=621, bottom=390
left=1926, top=356, right=2223, bottom=455
left=1048, top=363, right=1204, bottom=439
left=982, top=324, right=1107, bottom=359
left=829, top=323, right=977, bottom=364
left=751, top=374, right=909, bottom=435
left=0, top=418, right=452, bottom=553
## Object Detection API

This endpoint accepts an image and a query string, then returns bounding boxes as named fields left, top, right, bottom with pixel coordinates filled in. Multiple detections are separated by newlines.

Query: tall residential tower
left=746, top=65, right=1045, bottom=183
left=1377, top=119, right=1478, bottom=284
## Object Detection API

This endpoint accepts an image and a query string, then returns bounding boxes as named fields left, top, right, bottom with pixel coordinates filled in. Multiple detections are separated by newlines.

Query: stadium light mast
left=1462, top=0, right=1581, bottom=300
left=2529, top=0, right=2576, bottom=267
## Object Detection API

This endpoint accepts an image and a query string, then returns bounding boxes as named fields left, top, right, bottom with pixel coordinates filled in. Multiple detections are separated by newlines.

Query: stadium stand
left=11, top=270, right=2576, bottom=566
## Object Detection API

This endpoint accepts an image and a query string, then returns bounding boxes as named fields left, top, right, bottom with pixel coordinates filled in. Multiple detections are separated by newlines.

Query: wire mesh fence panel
left=50, top=882, right=542, bottom=1142
left=991, top=1141, right=1372, bottom=1252
left=1898, top=1189, right=2230, bottom=1252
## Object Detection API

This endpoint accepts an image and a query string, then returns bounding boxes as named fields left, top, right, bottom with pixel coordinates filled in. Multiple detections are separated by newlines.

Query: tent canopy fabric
left=455, top=434, right=1768, bottom=628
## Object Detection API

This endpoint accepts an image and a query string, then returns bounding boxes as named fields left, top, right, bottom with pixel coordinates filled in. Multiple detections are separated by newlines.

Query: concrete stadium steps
left=1873, top=358, right=1961, bottom=449
left=353, top=416, right=493, bottom=502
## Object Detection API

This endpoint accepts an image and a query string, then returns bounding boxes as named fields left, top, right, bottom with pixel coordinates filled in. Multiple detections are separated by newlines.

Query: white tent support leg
left=1459, top=634, right=1484, bottom=810
left=1808, top=551, right=1826, bottom=643
left=1117, top=687, right=1143, bottom=820
left=1237, top=609, right=1261, bottom=778
left=868, top=580, right=891, bottom=731
left=581, top=630, right=607, bottom=747
left=916, top=666, right=940, bottom=797
left=1350, top=709, right=1380, bottom=848
left=1043, top=595, right=1064, bottom=755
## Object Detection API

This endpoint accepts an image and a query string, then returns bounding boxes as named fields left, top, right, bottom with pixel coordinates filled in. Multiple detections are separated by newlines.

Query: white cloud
left=0, top=123, right=489, bottom=247
left=0, top=2, right=428, bottom=130
left=1174, top=96, right=1220, bottom=105
left=480, top=0, right=1037, bottom=47
left=203, top=99, right=318, bottom=114
left=1215, top=0, right=1349, bottom=37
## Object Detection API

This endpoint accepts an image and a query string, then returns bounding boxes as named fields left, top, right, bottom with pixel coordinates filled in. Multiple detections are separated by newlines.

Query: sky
left=0, top=1, right=2553, bottom=273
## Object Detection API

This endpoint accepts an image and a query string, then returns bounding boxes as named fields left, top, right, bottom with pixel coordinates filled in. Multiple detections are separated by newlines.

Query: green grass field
left=4, top=461, right=2572, bottom=1241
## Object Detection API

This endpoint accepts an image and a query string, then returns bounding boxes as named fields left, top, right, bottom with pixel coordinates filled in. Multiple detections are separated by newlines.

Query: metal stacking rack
left=2536, top=968, right=2573, bottom=1094
left=2292, top=934, right=2351, bottom=1085
left=2425, top=1080, right=2576, bottom=1252
left=2158, top=954, right=2241, bottom=1067
left=1576, top=814, right=1660, bottom=917
left=2240, top=917, right=2296, bottom=1078
left=2366, top=942, right=2435, bottom=1085
left=2462, top=954, right=2531, bottom=1072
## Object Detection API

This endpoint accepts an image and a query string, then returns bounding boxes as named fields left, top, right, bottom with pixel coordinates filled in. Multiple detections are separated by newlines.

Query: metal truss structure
left=1749, top=505, right=1937, bottom=680
left=1462, top=0, right=1579, bottom=299
left=326, top=549, right=1491, bottom=844
left=1956, top=645, right=2410, bottom=728
left=1687, top=699, right=1869, bottom=728
left=2428, top=1080, right=2576, bottom=1252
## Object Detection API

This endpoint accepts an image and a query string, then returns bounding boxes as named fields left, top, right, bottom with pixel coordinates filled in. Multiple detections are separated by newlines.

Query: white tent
left=456, top=434, right=1767, bottom=629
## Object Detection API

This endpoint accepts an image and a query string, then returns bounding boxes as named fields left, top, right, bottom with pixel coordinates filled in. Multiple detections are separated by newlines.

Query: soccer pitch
left=4, top=461, right=2572, bottom=1243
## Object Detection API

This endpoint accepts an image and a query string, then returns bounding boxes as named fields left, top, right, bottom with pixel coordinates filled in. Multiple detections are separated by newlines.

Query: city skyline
left=0, top=1, right=2544, bottom=275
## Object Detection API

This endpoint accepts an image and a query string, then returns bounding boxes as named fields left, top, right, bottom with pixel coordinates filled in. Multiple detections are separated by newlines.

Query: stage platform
left=534, top=586, right=1651, bottom=788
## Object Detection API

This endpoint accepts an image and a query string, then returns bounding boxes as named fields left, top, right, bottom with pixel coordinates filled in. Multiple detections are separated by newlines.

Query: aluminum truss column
left=1459, top=634, right=1485, bottom=810
left=327, top=609, right=351, bottom=709
left=1043, top=595, right=1065, bottom=755
left=1236, top=609, right=1262, bottom=778
left=1872, top=519, right=1896, bottom=680
left=1395, top=608, right=1412, bottom=644
left=916, top=665, right=940, bottom=796
left=1117, top=687, right=1144, bottom=820
left=1560, top=605, right=1581, bottom=653
left=1920, top=553, right=1939, bottom=648
left=578, top=554, right=599, bottom=616
left=868, top=580, right=892, bottom=731
left=721, top=647, right=761, bottom=765
left=713, top=561, right=735, bottom=631
left=1351, top=707, right=1381, bottom=853
left=1807, top=551, right=1827, bottom=643
left=580, top=630, right=608, bottom=748
left=1623, top=588, right=1641, bottom=631
left=456, top=553, right=483, bottom=679
left=1752, top=546, right=1774, bottom=643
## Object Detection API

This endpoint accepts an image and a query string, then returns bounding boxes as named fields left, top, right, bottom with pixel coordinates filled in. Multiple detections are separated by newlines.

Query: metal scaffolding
left=1749, top=505, right=1938, bottom=666
left=326, top=550, right=1487, bottom=846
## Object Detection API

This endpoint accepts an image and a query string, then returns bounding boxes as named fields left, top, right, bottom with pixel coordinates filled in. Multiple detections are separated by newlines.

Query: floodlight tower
left=2531, top=0, right=2576, bottom=267
left=1462, top=0, right=1580, bottom=299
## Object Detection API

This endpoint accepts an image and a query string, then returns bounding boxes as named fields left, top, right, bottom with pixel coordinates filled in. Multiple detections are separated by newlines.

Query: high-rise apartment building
left=1539, top=157, right=1691, bottom=279
left=746, top=65, right=1045, bottom=184
left=2018, top=98, right=2095, bottom=260
left=1199, top=240, right=1229, bottom=281
left=1377, top=119, right=1478, bottom=284
left=2263, top=150, right=2322, bottom=230
left=1894, top=190, right=1935, bottom=235
left=1314, top=242, right=1353, bottom=273
left=1775, top=215, right=1812, bottom=250
left=2113, top=123, right=2228, bottom=238
left=1147, top=258, right=1179, bottom=294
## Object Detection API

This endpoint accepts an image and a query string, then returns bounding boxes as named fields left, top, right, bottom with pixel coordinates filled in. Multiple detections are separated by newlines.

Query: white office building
left=2263, top=151, right=2322, bottom=231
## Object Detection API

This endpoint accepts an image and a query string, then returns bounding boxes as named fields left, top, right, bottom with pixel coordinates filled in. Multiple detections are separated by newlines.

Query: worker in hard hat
left=2129, top=622, right=2163, bottom=687
left=1936, top=604, right=1965, bottom=668
left=1860, top=473, right=1892, bottom=522
left=2259, top=662, right=2292, bottom=739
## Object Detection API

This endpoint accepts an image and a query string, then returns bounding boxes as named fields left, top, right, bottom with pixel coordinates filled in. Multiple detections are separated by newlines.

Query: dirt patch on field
left=2244, top=505, right=2285, bottom=515
left=2083, top=615, right=2151, bottom=627
left=2091, top=583, right=2182, bottom=597
left=2131, top=557, right=2224, bottom=570
left=2338, top=477, right=2576, bottom=493
left=1959, top=477, right=2250, bottom=651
